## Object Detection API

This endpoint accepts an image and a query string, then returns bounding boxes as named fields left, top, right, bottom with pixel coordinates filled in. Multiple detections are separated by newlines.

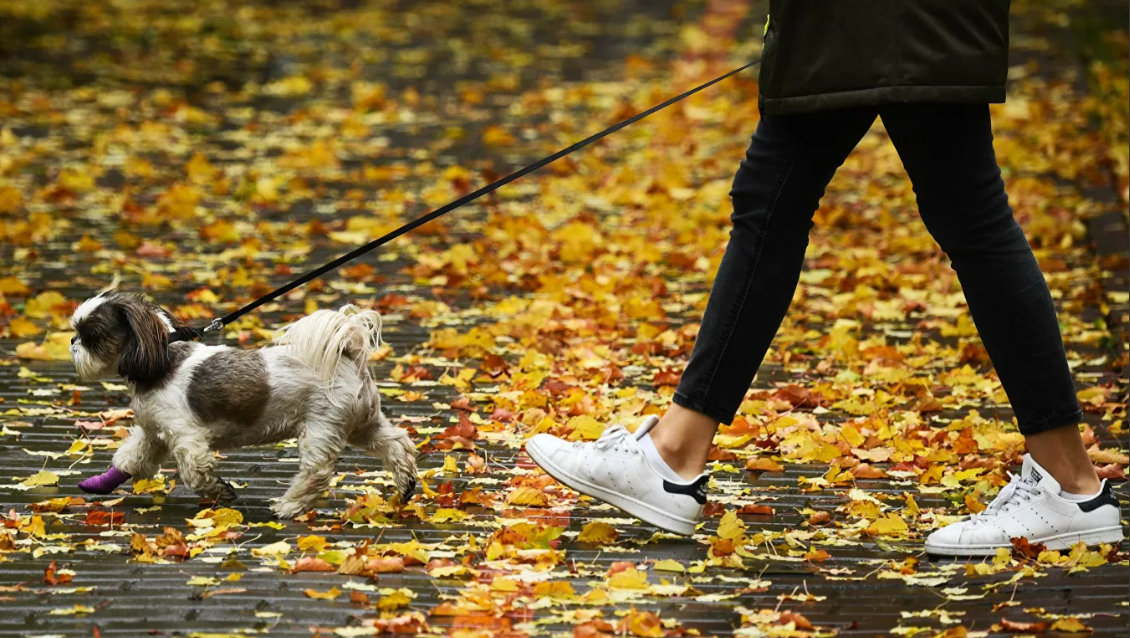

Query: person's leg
left=651, top=108, right=877, bottom=479
left=880, top=103, right=1099, bottom=495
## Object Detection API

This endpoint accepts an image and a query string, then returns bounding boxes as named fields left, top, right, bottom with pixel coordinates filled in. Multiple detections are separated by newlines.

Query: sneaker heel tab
left=1077, top=480, right=1120, bottom=513
left=663, top=474, right=709, bottom=505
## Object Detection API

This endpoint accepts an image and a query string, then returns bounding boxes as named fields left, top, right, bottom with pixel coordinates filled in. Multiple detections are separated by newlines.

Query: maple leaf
left=20, top=470, right=59, bottom=487
left=43, top=560, right=73, bottom=586
left=1010, top=537, right=1047, bottom=560
left=577, top=521, right=619, bottom=544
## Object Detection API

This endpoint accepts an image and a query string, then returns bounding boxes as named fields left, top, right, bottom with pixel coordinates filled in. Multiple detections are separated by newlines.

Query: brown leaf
left=365, top=556, right=405, bottom=573
left=292, top=556, right=336, bottom=572
left=807, top=511, right=832, bottom=526
left=1010, top=536, right=1047, bottom=560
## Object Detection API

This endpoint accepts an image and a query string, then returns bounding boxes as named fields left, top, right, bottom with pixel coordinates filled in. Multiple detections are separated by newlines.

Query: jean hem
left=1018, top=409, right=1084, bottom=437
left=672, top=391, right=736, bottom=425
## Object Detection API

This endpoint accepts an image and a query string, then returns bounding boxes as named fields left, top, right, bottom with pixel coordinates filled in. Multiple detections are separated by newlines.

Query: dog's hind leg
left=350, top=412, right=417, bottom=503
left=272, top=426, right=346, bottom=519
left=112, top=425, right=168, bottom=481
left=170, top=426, right=237, bottom=504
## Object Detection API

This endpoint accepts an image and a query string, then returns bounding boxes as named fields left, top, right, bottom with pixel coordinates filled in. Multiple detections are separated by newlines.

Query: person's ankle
left=1057, top=471, right=1101, bottom=496
left=649, top=426, right=707, bottom=480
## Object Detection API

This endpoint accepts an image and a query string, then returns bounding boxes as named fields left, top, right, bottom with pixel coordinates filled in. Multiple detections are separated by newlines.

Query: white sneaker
left=525, top=416, right=707, bottom=536
left=925, top=454, right=1124, bottom=557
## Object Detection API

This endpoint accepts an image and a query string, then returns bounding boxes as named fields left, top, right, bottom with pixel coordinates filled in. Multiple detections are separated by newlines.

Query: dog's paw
left=216, top=479, right=239, bottom=503
left=270, top=498, right=309, bottom=520
left=398, top=476, right=417, bottom=504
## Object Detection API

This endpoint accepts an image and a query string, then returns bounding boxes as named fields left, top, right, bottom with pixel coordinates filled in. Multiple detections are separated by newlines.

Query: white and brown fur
left=69, top=291, right=417, bottom=518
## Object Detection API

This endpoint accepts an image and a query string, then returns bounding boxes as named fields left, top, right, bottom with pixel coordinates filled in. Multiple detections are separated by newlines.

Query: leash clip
left=202, top=318, right=224, bottom=334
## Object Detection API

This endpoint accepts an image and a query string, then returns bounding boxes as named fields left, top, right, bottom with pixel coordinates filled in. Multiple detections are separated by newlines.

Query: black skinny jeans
left=673, top=104, right=1083, bottom=436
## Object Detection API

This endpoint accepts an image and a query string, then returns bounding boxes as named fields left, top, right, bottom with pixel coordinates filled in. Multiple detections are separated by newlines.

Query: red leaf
left=1000, top=618, right=1048, bottom=633
left=44, top=560, right=72, bottom=585
left=84, top=509, right=124, bottom=527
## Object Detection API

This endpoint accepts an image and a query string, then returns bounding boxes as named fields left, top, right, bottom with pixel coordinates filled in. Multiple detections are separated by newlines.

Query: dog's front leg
left=112, top=425, right=168, bottom=481
left=272, top=429, right=345, bottom=519
left=170, top=427, right=237, bottom=504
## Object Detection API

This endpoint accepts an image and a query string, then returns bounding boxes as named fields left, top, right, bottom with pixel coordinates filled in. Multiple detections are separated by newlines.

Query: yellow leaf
left=251, top=541, right=291, bottom=557
left=377, top=589, right=414, bottom=610
left=187, top=576, right=220, bottom=587
left=840, top=422, right=865, bottom=447
left=964, top=493, right=986, bottom=514
left=608, top=568, right=648, bottom=589
left=577, top=521, right=619, bottom=545
left=48, top=605, right=96, bottom=616
left=430, top=508, right=468, bottom=523
left=533, top=581, right=575, bottom=598
left=565, top=415, right=606, bottom=441
left=992, top=548, right=1012, bottom=567
left=717, top=511, right=747, bottom=541
left=797, top=438, right=842, bottom=463
left=506, top=486, right=549, bottom=507
left=1049, top=618, right=1092, bottom=633
left=25, top=291, right=68, bottom=318
left=866, top=513, right=909, bottom=536
left=482, top=125, right=515, bottom=146
left=903, top=492, right=920, bottom=517
left=441, top=455, right=459, bottom=473
left=8, top=317, right=41, bottom=338
left=17, top=333, right=73, bottom=361
left=491, top=577, right=520, bottom=592
left=189, top=507, right=243, bottom=527
left=653, top=559, right=685, bottom=573
left=0, top=276, right=31, bottom=295
left=21, top=470, right=59, bottom=487
left=74, top=234, right=103, bottom=252
left=297, top=535, right=328, bottom=552
left=303, top=587, right=341, bottom=600
left=133, top=475, right=171, bottom=495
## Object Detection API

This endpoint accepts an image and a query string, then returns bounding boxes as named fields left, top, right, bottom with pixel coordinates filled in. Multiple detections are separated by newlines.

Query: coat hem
left=761, top=85, right=1006, bottom=115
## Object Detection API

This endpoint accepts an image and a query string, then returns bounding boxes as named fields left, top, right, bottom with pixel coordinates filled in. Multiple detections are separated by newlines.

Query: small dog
left=69, top=290, right=417, bottom=518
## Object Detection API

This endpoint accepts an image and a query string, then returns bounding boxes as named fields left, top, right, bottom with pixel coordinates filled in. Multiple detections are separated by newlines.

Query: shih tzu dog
left=69, top=290, right=417, bottom=518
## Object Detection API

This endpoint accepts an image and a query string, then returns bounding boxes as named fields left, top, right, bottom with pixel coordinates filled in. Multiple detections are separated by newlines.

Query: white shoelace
left=969, top=472, right=1041, bottom=525
left=592, top=425, right=640, bottom=455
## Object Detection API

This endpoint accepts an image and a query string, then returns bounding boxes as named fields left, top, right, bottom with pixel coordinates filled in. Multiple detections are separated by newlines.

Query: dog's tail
left=273, top=304, right=382, bottom=384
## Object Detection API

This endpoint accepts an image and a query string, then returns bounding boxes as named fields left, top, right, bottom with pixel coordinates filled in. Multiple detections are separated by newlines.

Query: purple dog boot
left=78, top=466, right=132, bottom=495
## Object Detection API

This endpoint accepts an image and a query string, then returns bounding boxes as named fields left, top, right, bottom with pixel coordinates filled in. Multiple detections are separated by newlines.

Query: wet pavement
left=1, top=1, right=1127, bottom=637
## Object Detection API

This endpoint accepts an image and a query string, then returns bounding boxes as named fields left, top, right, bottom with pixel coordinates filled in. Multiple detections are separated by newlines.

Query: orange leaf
left=745, top=458, right=785, bottom=472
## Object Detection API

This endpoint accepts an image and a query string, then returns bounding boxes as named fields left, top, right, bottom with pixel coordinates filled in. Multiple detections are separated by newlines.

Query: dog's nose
left=71, top=335, right=78, bottom=345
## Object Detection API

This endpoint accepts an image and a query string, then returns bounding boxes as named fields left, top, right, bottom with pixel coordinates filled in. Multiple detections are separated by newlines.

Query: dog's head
left=70, top=291, right=177, bottom=386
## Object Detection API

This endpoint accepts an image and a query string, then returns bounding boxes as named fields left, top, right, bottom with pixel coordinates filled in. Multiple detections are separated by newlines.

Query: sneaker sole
left=925, top=526, right=1125, bottom=557
left=525, top=439, right=698, bottom=537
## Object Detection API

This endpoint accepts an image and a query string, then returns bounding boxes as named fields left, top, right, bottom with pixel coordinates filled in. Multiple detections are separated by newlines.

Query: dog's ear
left=116, top=296, right=170, bottom=386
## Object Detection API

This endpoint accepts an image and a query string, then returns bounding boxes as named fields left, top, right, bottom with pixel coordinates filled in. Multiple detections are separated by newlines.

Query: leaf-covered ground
left=1, top=1, right=1127, bottom=637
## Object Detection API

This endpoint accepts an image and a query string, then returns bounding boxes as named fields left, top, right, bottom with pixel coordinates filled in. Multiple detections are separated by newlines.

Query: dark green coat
left=759, top=0, right=1011, bottom=114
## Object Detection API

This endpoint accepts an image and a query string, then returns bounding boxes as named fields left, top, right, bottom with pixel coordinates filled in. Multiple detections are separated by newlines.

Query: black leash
left=201, top=58, right=761, bottom=335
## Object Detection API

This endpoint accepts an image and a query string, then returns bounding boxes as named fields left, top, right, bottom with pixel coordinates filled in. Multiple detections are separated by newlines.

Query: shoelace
left=969, top=472, right=1040, bottom=525
left=592, top=425, right=640, bottom=455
